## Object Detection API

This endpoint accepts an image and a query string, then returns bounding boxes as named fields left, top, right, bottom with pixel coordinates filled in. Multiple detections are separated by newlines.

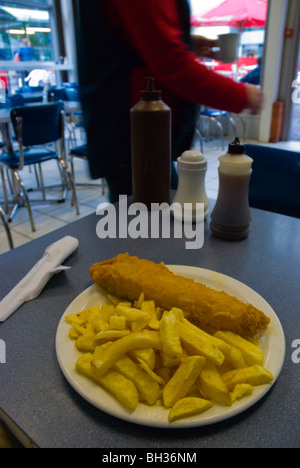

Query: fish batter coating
left=88, top=253, right=270, bottom=337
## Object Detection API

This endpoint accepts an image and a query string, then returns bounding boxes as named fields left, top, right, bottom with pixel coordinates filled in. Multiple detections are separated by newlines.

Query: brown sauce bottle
left=130, top=77, right=171, bottom=208
left=210, top=138, right=253, bottom=240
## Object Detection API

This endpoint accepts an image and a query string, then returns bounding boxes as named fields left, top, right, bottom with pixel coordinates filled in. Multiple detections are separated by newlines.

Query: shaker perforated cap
left=140, top=77, right=161, bottom=100
left=177, top=150, right=207, bottom=171
left=228, top=137, right=245, bottom=154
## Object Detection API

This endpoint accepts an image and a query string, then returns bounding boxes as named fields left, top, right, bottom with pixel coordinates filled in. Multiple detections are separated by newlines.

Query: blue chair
left=63, top=87, right=84, bottom=146
left=63, top=82, right=79, bottom=89
left=64, top=87, right=80, bottom=101
left=8, top=94, right=26, bottom=107
left=0, top=102, right=79, bottom=232
left=246, top=144, right=300, bottom=218
left=0, top=93, right=26, bottom=108
left=47, top=87, right=68, bottom=102
left=15, top=85, right=44, bottom=103
left=17, top=85, right=43, bottom=93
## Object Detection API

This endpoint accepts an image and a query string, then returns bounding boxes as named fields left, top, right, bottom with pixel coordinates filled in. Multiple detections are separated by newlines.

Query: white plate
left=55, top=266, right=286, bottom=428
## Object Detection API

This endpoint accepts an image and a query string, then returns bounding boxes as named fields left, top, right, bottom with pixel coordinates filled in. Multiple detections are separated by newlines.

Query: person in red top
left=75, top=0, right=263, bottom=202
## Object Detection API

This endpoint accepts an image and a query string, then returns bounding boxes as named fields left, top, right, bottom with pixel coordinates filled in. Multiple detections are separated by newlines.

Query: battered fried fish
left=88, top=253, right=270, bottom=337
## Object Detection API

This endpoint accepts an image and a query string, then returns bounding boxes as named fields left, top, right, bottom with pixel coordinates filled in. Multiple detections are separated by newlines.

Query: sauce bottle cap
left=228, top=137, right=245, bottom=154
left=140, top=77, right=161, bottom=101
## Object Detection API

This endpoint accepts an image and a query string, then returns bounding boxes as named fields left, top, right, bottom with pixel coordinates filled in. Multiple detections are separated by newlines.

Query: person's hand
left=244, top=84, right=264, bottom=114
left=192, top=35, right=218, bottom=59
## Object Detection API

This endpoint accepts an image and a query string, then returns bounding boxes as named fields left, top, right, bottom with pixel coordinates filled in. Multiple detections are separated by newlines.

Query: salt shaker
left=210, top=138, right=253, bottom=240
left=173, top=150, right=209, bottom=222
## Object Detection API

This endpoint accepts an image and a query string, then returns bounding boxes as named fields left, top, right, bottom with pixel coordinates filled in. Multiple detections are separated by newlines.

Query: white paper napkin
left=0, top=236, right=79, bottom=322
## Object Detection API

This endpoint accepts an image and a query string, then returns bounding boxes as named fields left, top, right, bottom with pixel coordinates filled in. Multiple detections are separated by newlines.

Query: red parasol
left=191, top=0, right=268, bottom=30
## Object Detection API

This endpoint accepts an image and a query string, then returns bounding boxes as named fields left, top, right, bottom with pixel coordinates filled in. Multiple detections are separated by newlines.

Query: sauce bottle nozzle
left=228, top=137, right=245, bottom=154
left=140, top=77, right=161, bottom=101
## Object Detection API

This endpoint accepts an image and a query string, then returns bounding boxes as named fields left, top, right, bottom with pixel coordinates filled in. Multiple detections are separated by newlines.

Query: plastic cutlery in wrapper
left=0, top=236, right=79, bottom=322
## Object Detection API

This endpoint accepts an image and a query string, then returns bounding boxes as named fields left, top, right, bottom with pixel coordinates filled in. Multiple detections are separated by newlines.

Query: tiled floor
left=0, top=155, right=107, bottom=254
left=1, top=135, right=300, bottom=256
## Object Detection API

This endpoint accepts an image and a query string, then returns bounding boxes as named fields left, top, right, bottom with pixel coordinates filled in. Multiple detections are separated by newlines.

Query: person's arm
left=104, top=0, right=261, bottom=114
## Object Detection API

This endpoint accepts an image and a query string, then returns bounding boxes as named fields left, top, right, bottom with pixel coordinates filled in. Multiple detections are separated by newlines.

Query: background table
left=0, top=204, right=299, bottom=448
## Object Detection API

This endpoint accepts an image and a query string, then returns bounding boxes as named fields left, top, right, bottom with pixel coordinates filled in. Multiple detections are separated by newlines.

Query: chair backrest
left=63, top=82, right=79, bottom=89
left=246, top=144, right=300, bottom=218
left=17, top=85, right=44, bottom=93
left=47, top=87, right=67, bottom=102
left=10, top=101, right=64, bottom=147
left=64, top=87, right=80, bottom=101
left=8, top=94, right=26, bottom=106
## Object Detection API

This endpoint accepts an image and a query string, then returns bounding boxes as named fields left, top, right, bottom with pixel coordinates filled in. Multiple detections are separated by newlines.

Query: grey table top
left=0, top=203, right=299, bottom=448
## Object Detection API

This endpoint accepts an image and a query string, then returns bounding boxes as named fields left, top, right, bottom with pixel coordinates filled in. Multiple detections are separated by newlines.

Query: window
left=0, top=0, right=64, bottom=93
left=0, top=1, right=55, bottom=62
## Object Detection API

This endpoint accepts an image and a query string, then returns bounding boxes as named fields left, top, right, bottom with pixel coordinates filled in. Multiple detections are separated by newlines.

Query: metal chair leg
left=37, top=163, right=46, bottom=200
left=11, top=169, right=36, bottom=232
left=0, top=206, right=14, bottom=250
left=210, top=117, right=225, bottom=149
left=0, top=167, right=9, bottom=214
left=233, top=114, right=246, bottom=142
left=226, top=114, right=237, bottom=140
left=58, top=158, right=80, bottom=216
left=195, top=129, right=204, bottom=154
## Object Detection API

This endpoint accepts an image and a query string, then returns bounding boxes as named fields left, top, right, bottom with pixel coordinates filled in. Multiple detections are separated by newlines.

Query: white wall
left=259, top=0, right=289, bottom=141
left=59, top=0, right=77, bottom=82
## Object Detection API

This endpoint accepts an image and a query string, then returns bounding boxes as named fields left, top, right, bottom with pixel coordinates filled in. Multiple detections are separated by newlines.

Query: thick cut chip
left=214, top=331, right=264, bottom=366
left=91, top=330, right=162, bottom=377
left=113, top=355, right=160, bottom=405
left=109, top=315, right=127, bottom=330
left=75, top=353, right=138, bottom=411
left=99, top=302, right=115, bottom=321
left=181, top=318, right=231, bottom=355
left=177, top=321, right=224, bottom=366
left=94, top=329, right=130, bottom=342
left=141, top=300, right=160, bottom=330
left=168, top=397, right=213, bottom=422
left=116, top=305, right=150, bottom=322
left=231, top=384, right=254, bottom=403
left=137, top=357, right=165, bottom=385
left=76, top=331, right=96, bottom=353
left=129, top=348, right=156, bottom=370
left=163, top=356, right=206, bottom=408
left=227, top=347, right=247, bottom=369
left=198, top=361, right=232, bottom=406
left=221, top=365, right=274, bottom=391
left=160, top=310, right=182, bottom=360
